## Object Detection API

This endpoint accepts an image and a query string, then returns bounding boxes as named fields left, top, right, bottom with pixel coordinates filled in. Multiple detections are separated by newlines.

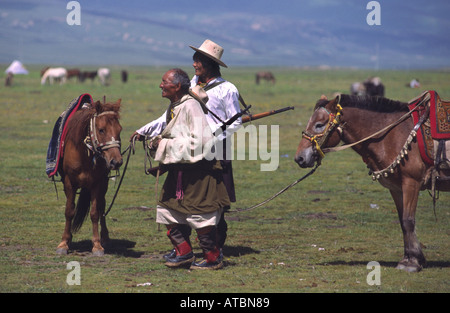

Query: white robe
left=154, top=94, right=217, bottom=164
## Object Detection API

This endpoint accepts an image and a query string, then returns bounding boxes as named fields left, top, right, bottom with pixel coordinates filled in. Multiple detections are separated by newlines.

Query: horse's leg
left=99, top=179, right=110, bottom=248
left=56, top=179, right=76, bottom=254
left=89, top=179, right=109, bottom=256
left=390, top=180, right=426, bottom=272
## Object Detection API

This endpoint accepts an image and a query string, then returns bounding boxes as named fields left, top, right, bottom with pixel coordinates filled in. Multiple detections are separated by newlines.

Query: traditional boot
left=165, top=225, right=194, bottom=268
left=190, top=226, right=223, bottom=270
left=163, top=224, right=192, bottom=261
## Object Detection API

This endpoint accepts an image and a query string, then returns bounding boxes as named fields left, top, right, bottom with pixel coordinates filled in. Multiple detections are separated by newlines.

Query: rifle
left=242, top=106, right=294, bottom=123
left=220, top=105, right=251, bottom=130
left=145, top=106, right=294, bottom=177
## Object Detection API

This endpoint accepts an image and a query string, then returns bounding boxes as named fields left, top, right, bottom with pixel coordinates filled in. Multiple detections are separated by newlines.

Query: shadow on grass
left=69, top=241, right=259, bottom=260
left=317, top=260, right=450, bottom=269
left=69, top=239, right=145, bottom=258
left=223, top=245, right=260, bottom=257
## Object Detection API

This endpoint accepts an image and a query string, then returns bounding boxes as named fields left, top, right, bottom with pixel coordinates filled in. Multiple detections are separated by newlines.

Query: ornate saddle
left=409, top=90, right=450, bottom=170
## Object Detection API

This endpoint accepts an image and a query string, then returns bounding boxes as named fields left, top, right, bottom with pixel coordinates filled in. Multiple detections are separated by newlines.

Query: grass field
left=0, top=65, right=449, bottom=294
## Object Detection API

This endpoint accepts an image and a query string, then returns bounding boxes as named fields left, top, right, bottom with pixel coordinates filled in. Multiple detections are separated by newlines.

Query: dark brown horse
left=56, top=99, right=123, bottom=256
left=295, top=94, right=450, bottom=272
left=79, top=71, right=97, bottom=83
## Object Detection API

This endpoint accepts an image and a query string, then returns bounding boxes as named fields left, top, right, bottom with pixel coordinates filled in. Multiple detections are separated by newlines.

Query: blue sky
left=1, top=0, right=449, bottom=68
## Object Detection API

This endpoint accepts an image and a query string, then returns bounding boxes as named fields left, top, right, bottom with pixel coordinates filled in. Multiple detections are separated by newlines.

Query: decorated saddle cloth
left=45, top=93, right=93, bottom=177
left=408, top=90, right=450, bottom=168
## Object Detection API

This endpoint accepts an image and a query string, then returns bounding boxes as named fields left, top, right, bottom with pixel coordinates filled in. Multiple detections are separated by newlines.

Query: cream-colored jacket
left=154, top=94, right=217, bottom=164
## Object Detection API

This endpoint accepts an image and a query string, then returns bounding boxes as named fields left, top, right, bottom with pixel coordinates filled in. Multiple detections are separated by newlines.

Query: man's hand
left=149, top=137, right=161, bottom=150
left=130, top=131, right=144, bottom=142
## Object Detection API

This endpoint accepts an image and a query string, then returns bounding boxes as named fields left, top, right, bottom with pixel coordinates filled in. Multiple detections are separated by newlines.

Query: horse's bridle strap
left=85, top=112, right=121, bottom=155
left=302, top=104, right=343, bottom=160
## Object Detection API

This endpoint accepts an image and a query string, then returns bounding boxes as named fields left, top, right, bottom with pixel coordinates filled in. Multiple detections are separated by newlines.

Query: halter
left=84, top=111, right=121, bottom=157
left=302, top=99, right=343, bottom=162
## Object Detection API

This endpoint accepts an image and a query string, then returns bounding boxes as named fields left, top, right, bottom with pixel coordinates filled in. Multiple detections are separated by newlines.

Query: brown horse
left=56, top=99, right=123, bottom=256
left=67, top=68, right=81, bottom=81
left=255, top=71, right=275, bottom=85
left=295, top=94, right=450, bottom=272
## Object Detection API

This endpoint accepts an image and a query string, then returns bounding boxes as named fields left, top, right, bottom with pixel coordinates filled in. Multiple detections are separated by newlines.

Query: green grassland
left=0, top=65, right=449, bottom=293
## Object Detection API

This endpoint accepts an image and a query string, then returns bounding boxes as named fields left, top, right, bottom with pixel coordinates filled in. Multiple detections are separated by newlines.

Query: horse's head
left=295, top=95, right=343, bottom=168
left=91, top=99, right=123, bottom=170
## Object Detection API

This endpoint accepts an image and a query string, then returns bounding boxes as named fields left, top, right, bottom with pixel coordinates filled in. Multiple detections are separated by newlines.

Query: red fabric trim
left=409, top=92, right=434, bottom=165
left=205, top=248, right=220, bottom=263
left=176, top=241, right=192, bottom=256
left=48, top=93, right=93, bottom=177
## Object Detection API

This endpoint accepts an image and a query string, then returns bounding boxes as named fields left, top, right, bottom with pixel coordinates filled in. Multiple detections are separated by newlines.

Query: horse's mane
left=315, top=94, right=409, bottom=113
left=65, top=101, right=121, bottom=147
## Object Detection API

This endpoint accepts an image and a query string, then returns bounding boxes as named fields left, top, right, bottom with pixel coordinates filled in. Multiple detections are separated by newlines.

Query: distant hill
left=1, top=0, right=449, bottom=69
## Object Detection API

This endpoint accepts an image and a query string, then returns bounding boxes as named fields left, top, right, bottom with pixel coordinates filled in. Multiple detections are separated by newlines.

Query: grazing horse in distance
left=350, top=77, right=384, bottom=96
left=121, top=70, right=128, bottom=83
left=295, top=93, right=450, bottom=272
left=256, top=71, right=276, bottom=85
left=98, top=68, right=111, bottom=86
left=5, top=72, right=13, bottom=87
left=41, top=66, right=50, bottom=77
left=41, top=67, right=68, bottom=85
left=67, top=68, right=81, bottom=81
left=79, top=71, right=97, bottom=82
left=55, top=98, right=123, bottom=256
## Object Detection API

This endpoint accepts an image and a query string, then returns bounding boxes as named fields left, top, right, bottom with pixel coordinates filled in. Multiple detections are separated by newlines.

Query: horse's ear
left=320, top=95, right=328, bottom=100
left=93, top=100, right=102, bottom=113
left=116, top=99, right=122, bottom=105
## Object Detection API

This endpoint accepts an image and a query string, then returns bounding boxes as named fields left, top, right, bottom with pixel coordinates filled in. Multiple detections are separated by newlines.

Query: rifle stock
left=242, top=106, right=294, bottom=123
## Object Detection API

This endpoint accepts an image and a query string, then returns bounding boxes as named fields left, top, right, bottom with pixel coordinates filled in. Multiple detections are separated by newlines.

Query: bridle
left=302, top=99, right=344, bottom=163
left=301, top=94, right=429, bottom=176
left=84, top=111, right=121, bottom=158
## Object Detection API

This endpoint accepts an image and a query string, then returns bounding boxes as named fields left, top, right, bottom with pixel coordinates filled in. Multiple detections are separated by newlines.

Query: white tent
left=5, top=60, right=29, bottom=75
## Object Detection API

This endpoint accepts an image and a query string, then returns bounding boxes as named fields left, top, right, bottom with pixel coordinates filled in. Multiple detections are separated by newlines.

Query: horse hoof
left=92, top=249, right=104, bottom=257
left=396, top=262, right=422, bottom=273
left=56, top=248, right=68, bottom=255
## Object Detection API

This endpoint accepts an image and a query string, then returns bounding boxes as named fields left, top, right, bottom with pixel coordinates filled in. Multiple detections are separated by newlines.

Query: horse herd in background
left=254, top=72, right=390, bottom=98
left=40, top=67, right=128, bottom=86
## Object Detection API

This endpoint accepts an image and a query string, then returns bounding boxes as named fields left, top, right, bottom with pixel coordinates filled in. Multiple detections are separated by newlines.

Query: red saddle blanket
left=409, top=90, right=450, bottom=165
left=46, top=93, right=93, bottom=177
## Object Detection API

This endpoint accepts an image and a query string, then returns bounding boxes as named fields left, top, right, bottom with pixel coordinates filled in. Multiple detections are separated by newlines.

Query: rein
left=230, top=163, right=320, bottom=212
left=103, top=137, right=136, bottom=217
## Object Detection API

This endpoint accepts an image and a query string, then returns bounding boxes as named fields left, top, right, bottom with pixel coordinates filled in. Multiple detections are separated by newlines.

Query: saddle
left=409, top=90, right=450, bottom=170
left=45, top=93, right=93, bottom=178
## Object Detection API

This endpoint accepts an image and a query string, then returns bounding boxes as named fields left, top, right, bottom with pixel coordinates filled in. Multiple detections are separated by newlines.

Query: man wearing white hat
left=189, top=39, right=243, bottom=259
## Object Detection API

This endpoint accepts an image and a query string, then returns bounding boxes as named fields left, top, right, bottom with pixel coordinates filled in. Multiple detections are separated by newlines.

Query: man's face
left=159, top=71, right=179, bottom=102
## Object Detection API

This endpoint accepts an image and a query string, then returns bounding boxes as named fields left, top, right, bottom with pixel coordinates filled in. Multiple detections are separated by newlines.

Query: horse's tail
left=72, top=188, right=91, bottom=233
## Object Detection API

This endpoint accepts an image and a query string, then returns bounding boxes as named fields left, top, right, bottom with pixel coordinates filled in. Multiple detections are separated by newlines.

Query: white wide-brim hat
left=189, top=39, right=228, bottom=68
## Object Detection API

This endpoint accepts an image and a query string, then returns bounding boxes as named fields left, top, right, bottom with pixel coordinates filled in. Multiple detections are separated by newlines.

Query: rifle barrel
left=242, top=106, right=294, bottom=123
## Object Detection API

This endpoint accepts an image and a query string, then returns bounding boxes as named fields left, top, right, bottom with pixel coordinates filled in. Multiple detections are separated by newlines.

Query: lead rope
left=103, top=136, right=136, bottom=217
left=230, top=163, right=320, bottom=213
